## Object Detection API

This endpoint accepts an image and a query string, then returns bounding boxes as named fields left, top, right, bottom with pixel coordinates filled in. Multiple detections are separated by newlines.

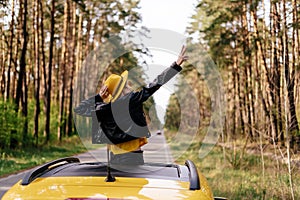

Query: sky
left=139, top=0, right=198, bottom=34
left=138, top=0, right=198, bottom=124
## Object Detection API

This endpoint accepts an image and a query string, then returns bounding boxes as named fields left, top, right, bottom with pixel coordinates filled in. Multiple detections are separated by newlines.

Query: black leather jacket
left=75, top=62, right=182, bottom=144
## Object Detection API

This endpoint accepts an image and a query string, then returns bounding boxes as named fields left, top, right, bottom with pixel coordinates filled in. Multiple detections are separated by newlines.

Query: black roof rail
left=185, top=160, right=200, bottom=190
left=21, top=157, right=80, bottom=186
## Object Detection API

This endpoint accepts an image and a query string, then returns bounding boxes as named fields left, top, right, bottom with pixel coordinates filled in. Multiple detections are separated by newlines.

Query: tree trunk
left=76, top=13, right=83, bottom=74
left=58, top=0, right=69, bottom=141
left=292, top=0, right=300, bottom=109
left=236, top=57, right=245, bottom=135
left=241, top=3, right=253, bottom=138
left=39, top=0, right=47, bottom=135
left=272, top=1, right=285, bottom=145
left=263, top=1, right=280, bottom=144
left=232, top=53, right=237, bottom=140
left=85, top=17, right=92, bottom=58
left=11, top=11, right=22, bottom=100
left=22, top=59, right=28, bottom=147
left=15, top=0, right=28, bottom=112
left=0, top=27, right=5, bottom=96
left=6, top=0, right=15, bottom=101
left=45, top=0, right=55, bottom=143
left=66, top=2, right=77, bottom=136
left=292, top=0, right=299, bottom=132
left=33, top=0, right=40, bottom=147
left=282, top=0, right=299, bottom=149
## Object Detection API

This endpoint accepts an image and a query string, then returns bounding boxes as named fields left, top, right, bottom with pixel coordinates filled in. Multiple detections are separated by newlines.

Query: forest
left=0, top=0, right=153, bottom=148
left=0, top=0, right=300, bottom=199
left=166, top=0, right=300, bottom=149
left=164, top=0, right=300, bottom=198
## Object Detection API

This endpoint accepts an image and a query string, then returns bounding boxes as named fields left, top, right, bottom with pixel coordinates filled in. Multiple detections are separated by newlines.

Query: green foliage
left=143, top=96, right=161, bottom=131
left=0, top=0, right=146, bottom=147
left=164, top=93, right=181, bottom=131
left=0, top=136, right=86, bottom=177
left=0, top=97, right=76, bottom=151
left=82, top=0, right=142, bottom=37
left=189, top=0, right=238, bottom=68
left=0, top=100, right=25, bottom=149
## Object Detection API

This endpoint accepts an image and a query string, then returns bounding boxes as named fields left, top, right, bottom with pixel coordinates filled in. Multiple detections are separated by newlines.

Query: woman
left=76, top=46, right=188, bottom=165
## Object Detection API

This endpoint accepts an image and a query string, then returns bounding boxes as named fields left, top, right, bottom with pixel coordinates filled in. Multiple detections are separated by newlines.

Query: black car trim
left=20, top=157, right=200, bottom=190
left=185, top=160, right=200, bottom=190
left=40, top=162, right=189, bottom=182
left=21, top=157, right=80, bottom=185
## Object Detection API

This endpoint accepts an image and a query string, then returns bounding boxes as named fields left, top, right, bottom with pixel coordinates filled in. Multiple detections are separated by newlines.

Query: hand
left=176, top=45, right=188, bottom=66
left=99, top=85, right=109, bottom=99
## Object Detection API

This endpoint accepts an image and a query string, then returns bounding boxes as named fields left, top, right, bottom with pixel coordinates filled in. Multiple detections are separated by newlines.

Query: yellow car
left=2, top=157, right=225, bottom=200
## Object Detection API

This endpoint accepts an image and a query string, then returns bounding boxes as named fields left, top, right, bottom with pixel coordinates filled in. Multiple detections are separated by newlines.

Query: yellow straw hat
left=103, top=70, right=128, bottom=103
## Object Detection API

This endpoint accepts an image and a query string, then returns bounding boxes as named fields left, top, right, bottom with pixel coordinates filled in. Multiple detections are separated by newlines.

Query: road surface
left=0, top=132, right=173, bottom=198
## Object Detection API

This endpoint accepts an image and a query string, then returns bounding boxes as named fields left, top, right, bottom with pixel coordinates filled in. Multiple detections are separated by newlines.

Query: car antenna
left=105, top=145, right=116, bottom=182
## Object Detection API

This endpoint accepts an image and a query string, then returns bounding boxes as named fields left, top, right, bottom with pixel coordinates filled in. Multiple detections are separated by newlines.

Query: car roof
left=21, top=157, right=200, bottom=190
left=40, top=162, right=189, bottom=181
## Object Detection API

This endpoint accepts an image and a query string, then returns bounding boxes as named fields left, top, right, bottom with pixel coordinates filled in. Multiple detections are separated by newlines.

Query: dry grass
left=166, top=130, right=300, bottom=200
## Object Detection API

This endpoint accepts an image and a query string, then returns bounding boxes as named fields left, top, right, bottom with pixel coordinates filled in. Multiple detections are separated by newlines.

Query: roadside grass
left=0, top=136, right=87, bottom=177
left=166, top=130, right=300, bottom=200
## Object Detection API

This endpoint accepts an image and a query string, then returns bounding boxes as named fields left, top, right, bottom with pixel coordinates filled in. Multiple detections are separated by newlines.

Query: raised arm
left=131, top=45, right=188, bottom=102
